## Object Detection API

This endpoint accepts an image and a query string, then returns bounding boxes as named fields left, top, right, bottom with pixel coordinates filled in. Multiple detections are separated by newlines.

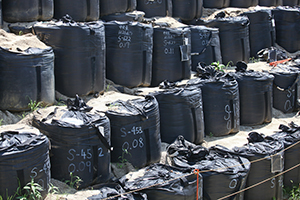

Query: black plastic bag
left=172, top=0, right=203, bottom=22
left=259, top=0, right=283, bottom=6
left=136, top=0, right=172, bottom=18
left=230, top=0, right=258, bottom=7
left=203, top=0, right=230, bottom=8
left=100, top=11, right=145, bottom=22
left=100, top=0, right=137, bottom=17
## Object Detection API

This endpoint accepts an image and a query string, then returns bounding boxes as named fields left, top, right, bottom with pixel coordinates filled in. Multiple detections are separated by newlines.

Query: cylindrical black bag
left=0, top=126, right=51, bottom=198
left=270, top=65, right=300, bottom=113
left=136, top=0, right=172, bottom=18
left=167, top=140, right=250, bottom=200
left=119, top=163, right=202, bottom=200
left=0, top=47, right=55, bottom=112
left=172, top=0, right=203, bottom=22
left=192, top=16, right=250, bottom=65
left=100, top=0, right=137, bottom=17
left=242, top=9, right=275, bottom=58
left=272, top=6, right=300, bottom=53
left=203, top=0, right=230, bottom=8
left=229, top=67, right=274, bottom=126
left=105, top=21, right=153, bottom=88
left=2, top=0, right=53, bottom=22
left=188, top=67, right=240, bottom=137
left=259, top=0, right=283, bottom=6
left=54, top=0, right=99, bottom=22
left=32, top=106, right=111, bottom=189
left=188, top=25, right=222, bottom=71
left=33, top=18, right=106, bottom=97
left=151, top=26, right=191, bottom=86
left=269, top=122, right=300, bottom=189
left=105, top=96, right=161, bottom=168
left=151, top=86, right=205, bottom=144
left=230, top=0, right=258, bottom=7
left=283, top=0, right=300, bottom=5
left=233, top=132, right=285, bottom=200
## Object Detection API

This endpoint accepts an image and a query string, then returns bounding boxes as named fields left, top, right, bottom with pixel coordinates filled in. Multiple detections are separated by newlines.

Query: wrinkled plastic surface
left=233, top=133, right=285, bottom=200
left=33, top=19, right=106, bottom=97
left=230, top=69, right=274, bottom=125
left=119, top=163, right=201, bottom=200
left=203, top=0, right=230, bottom=8
left=105, top=21, right=153, bottom=88
left=0, top=128, right=50, bottom=198
left=259, top=0, right=283, bottom=6
left=167, top=137, right=250, bottom=200
left=101, top=11, right=145, bottom=22
left=151, top=86, right=205, bottom=144
left=3, top=0, right=53, bottom=22
left=172, top=0, right=203, bottom=22
left=0, top=47, right=55, bottom=111
left=54, top=0, right=99, bottom=21
left=105, top=96, right=161, bottom=168
left=230, top=0, right=258, bottom=7
left=273, top=6, right=300, bottom=53
left=270, top=65, right=300, bottom=113
left=100, top=0, right=137, bottom=17
left=136, top=0, right=172, bottom=18
left=242, top=9, right=275, bottom=58
left=32, top=106, right=111, bottom=188
left=151, top=26, right=191, bottom=86
left=188, top=25, right=222, bottom=71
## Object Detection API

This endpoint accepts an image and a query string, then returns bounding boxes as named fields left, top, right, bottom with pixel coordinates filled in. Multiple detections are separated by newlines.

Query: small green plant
left=249, top=57, right=260, bottom=63
left=208, top=132, right=214, bottom=138
left=65, top=172, right=82, bottom=190
left=18, top=31, right=24, bottom=36
left=0, top=119, right=3, bottom=126
left=284, top=182, right=300, bottom=200
left=211, top=61, right=233, bottom=72
left=117, top=148, right=131, bottom=169
left=20, top=178, right=43, bottom=200
left=105, top=83, right=111, bottom=92
left=48, top=183, right=59, bottom=195
left=28, top=99, right=41, bottom=112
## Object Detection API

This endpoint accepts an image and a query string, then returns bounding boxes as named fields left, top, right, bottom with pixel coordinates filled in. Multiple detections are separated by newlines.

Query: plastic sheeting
left=0, top=126, right=50, bottom=198
left=270, top=65, right=300, bottom=113
left=269, top=122, right=300, bottom=188
left=259, top=0, right=283, bottom=6
left=167, top=137, right=250, bottom=200
left=2, top=0, right=53, bottom=22
left=188, top=66, right=240, bottom=137
left=105, top=96, right=161, bottom=168
left=230, top=0, right=258, bottom=7
left=188, top=25, right=222, bottom=71
left=273, top=6, right=300, bottom=53
left=172, top=0, right=203, bottom=22
left=119, top=163, right=201, bottom=200
left=105, top=21, right=153, bottom=88
left=203, top=0, right=230, bottom=8
left=0, top=47, right=55, bottom=111
left=100, top=0, right=137, bottom=17
left=54, top=0, right=99, bottom=22
left=151, top=26, right=191, bottom=86
left=33, top=17, right=106, bottom=97
left=229, top=64, right=274, bottom=126
left=100, top=11, right=145, bottom=22
left=136, top=0, right=172, bottom=18
left=150, top=86, right=205, bottom=144
left=242, top=9, right=275, bottom=58
left=32, top=102, right=111, bottom=188
left=233, top=132, right=285, bottom=200
left=192, top=16, right=250, bottom=65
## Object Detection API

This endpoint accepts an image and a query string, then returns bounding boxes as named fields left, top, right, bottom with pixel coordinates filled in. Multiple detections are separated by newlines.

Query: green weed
left=65, top=173, right=82, bottom=190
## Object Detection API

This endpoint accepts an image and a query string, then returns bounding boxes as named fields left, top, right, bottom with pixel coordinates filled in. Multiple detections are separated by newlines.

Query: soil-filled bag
left=229, top=63, right=274, bottom=126
left=119, top=163, right=201, bottom=200
left=188, top=25, right=222, bottom=71
left=105, top=96, right=161, bottom=168
left=203, top=0, right=230, bottom=8
left=100, top=11, right=145, bottom=22
left=233, top=132, right=285, bottom=200
left=172, top=0, right=203, bottom=22
left=272, top=6, right=300, bottom=53
left=33, top=17, right=106, bottom=97
left=32, top=98, right=111, bottom=189
left=270, top=65, right=300, bottom=113
left=259, top=0, right=283, bottom=6
left=151, top=25, right=191, bottom=86
left=100, top=0, right=137, bottom=17
left=105, top=21, right=153, bottom=88
left=2, top=0, right=53, bottom=23
left=242, top=9, right=275, bottom=58
left=136, top=0, right=172, bottom=18
left=187, top=66, right=240, bottom=137
left=0, top=47, right=55, bottom=112
left=167, top=138, right=250, bottom=200
left=269, top=122, right=300, bottom=189
left=150, top=86, right=205, bottom=144
left=0, top=125, right=50, bottom=198
left=230, top=0, right=258, bottom=7
left=283, top=0, right=300, bottom=5
left=192, top=16, right=250, bottom=65
left=54, top=0, right=99, bottom=22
